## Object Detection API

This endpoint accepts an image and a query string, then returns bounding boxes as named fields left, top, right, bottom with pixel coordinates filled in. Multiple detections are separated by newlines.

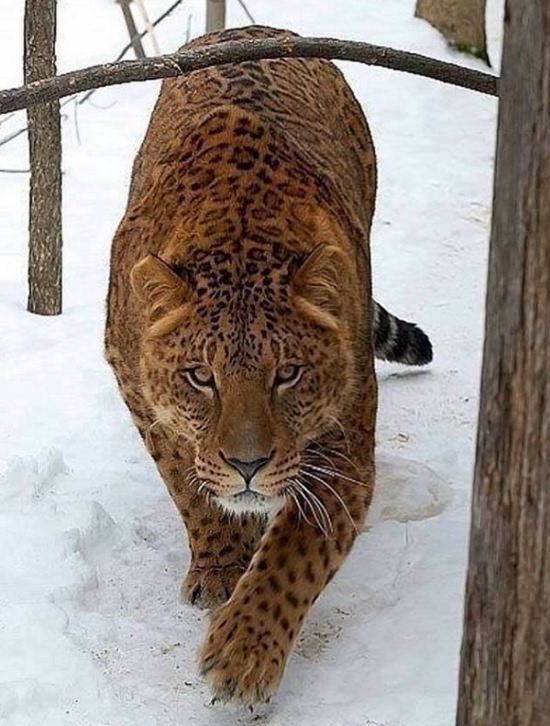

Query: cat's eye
left=274, top=364, right=304, bottom=389
left=184, top=365, right=215, bottom=389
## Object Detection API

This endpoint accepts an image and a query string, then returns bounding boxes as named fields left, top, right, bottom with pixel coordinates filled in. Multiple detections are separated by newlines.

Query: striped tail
left=373, top=301, right=433, bottom=366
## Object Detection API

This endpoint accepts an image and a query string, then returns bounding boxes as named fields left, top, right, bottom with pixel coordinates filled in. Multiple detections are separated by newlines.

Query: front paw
left=199, top=600, right=286, bottom=705
left=181, top=563, right=246, bottom=610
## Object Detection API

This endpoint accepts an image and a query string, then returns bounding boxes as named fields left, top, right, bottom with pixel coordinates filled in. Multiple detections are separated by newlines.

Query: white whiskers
left=287, top=487, right=315, bottom=529
left=327, top=415, right=351, bottom=453
left=184, top=465, right=212, bottom=501
left=302, top=462, right=368, bottom=488
left=292, top=479, right=333, bottom=537
left=299, top=468, right=359, bottom=534
left=310, top=442, right=363, bottom=477
left=284, top=478, right=334, bottom=538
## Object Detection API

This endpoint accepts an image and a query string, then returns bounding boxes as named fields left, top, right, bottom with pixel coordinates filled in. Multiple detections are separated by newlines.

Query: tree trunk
left=24, top=0, right=62, bottom=316
left=415, top=0, right=490, bottom=65
left=206, top=0, right=226, bottom=33
left=118, top=0, right=146, bottom=59
left=456, top=1, right=550, bottom=724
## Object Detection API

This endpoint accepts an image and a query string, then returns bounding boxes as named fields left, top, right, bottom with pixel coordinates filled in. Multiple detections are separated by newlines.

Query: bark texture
left=24, top=0, right=62, bottom=315
left=416, top=0, right=489, bottom=64
left=206, top=0, right=226, bottom=32
left=0, top=35, right=499, bottom=116
left=456, top=1, right=550, bottom=724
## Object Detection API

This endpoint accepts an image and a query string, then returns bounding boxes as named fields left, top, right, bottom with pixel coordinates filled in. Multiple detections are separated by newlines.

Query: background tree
left=457, top=0, right=550, bottom=723
left=415, top=0, right=490, bottom=65
left=206, top=0, right=226, bottom=32
left=24, top=0, right=62, bottom=315
left=117, top=0, right=146, bottom=59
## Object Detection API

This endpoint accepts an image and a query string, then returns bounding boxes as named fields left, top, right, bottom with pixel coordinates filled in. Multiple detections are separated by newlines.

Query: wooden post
left=206, top=0, right=226, bottom=33
left=415, top=0, right=490, bottom=64
left=456, top=1, right=550, bottom=724
left=24, top=0, right=62, bottom=315
left=118, top=0, right=146, bottom=59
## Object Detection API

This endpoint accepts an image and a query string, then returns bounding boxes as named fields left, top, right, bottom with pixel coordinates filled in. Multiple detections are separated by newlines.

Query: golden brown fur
left=106, top=25, right=378, bottom=704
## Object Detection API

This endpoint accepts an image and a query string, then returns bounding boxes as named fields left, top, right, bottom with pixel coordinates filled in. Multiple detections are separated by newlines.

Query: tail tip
left=412, top=324, right=433, bottom=366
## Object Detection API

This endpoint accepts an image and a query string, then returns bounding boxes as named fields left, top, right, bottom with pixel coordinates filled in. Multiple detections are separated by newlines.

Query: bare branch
left=78, top=0, right=184, bottom=105
left=0, top=125, right=27, bottom=147
left=0, top=0, right=185, bottom=146
left=0, top=111, right=16, bottom=127
left=118, top=0, right=146, bottom=59
left=236, top=0, right=256, bottom=25
left=112, top=0, right=184, bottom=65
left=133, top=0, right=161, bottom=55
left=0, top=35, right=498, bottom=116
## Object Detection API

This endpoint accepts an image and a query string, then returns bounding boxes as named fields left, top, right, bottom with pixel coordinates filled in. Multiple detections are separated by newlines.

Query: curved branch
left=0, top=36, right=498, bottom=116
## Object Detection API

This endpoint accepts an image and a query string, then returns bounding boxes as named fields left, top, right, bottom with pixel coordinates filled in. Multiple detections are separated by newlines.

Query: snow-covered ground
left=0, top=1, right=503, bottom=724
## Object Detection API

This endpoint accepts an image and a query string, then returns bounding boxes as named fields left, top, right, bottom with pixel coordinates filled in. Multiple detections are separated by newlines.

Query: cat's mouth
left=215, top=489, right=285, bottom=516
left=234, top=489, right=265, bottom=502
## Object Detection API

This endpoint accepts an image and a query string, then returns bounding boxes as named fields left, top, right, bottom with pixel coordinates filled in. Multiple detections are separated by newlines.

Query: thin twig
left=118, top=0, right=146, bottom=58
left=85, top=97, right=118, bottom=111
left=0, top=93, right=77, bottom=149
left=134, top=0, right=161, bottom=55
left=79, top=0, right=184, bottom=105
left=0, top=35, right=499, bottom=116
left=73, top=96, right=81, bottom=144
left=114, top=0, right=184, bottom=63
left=0, top=0, right=185, bottom=148
left=0, top=126, right=27, bottom=147
left=236, top=0, right=256, bottom=24
left=0, top=111, right=16, bottom=127
left=0, top=168, right=30, bottom=173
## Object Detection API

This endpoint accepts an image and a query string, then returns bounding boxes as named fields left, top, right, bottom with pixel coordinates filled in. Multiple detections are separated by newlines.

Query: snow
left=0, top=1, right=503, bottom=724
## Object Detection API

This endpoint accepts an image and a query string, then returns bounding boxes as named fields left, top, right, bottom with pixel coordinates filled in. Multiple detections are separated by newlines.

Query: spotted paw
left=199, top=600, right=286, bottom=705
left=180, top=563, right=246, bottom=610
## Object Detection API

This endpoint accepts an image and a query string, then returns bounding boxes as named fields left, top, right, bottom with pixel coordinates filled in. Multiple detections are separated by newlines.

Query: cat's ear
left=291, top=204, right=354, bottom=330
left=131, top=255, right=190, bottom=317
left=292, top=244, right=349, bottom=330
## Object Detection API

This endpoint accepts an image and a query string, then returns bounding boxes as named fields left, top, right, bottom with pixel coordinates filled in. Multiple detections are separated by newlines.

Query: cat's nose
left=221, top=452, right=273, bottom=483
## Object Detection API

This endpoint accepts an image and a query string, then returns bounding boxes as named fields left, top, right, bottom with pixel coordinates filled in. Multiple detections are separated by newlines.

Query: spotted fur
left=105, top=25, right=421, bottom=706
